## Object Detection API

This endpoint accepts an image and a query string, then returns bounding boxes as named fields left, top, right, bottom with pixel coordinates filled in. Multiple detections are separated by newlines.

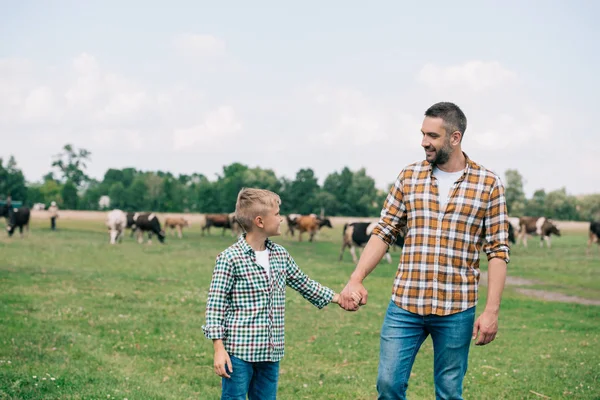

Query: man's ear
left=451, top=130, right=462, bottom=145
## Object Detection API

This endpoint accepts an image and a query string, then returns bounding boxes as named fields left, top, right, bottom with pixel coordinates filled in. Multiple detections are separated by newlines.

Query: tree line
left=1, top=145, right=599, bottom=220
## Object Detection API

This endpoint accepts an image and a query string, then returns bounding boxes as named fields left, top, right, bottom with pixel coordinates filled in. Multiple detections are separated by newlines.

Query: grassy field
left=0, top=219, right=599, bottom=399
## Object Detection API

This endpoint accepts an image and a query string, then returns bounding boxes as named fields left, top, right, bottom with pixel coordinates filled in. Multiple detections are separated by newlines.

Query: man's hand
left=339, top=280, right=368, bottom=311
left=213, top=342, right=232, bottom=378
left=472, top=310, right=499, bottom=345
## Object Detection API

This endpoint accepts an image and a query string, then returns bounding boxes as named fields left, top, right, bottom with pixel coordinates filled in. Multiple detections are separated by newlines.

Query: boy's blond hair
left=235, top=188, right=281, bottom=232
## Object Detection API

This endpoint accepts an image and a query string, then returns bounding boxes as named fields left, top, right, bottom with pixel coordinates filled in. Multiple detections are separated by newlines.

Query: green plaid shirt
left=202, top=234, right=334, bottom=362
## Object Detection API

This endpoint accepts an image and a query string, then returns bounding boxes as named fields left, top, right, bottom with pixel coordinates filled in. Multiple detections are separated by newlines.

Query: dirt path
left=479, top=271, right=600, bottom=306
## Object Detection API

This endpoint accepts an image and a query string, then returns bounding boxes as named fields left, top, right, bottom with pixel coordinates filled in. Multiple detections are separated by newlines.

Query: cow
left=106, top=209, right=127, bottom=244
left=127, top=212, right=165, bottom=244
left=164, top=216, right=191, bottom=239
left=518, top=216, right=561, bottom=248
left=285, top=213, right=302, bottom=236
left=2, top=206, right=31, bottom=238
left=339, top=222, right=406, bottom=263
left=293, top=214, right=333, bottom=242
left=587, top=221, right=600, bottom=256
left=202, top=213, right=241, bottom=236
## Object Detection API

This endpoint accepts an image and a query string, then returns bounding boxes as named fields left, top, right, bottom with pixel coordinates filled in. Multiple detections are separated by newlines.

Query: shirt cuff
left=486, top=250, right=510, bottom=264
left=315, top=287, right=335, bottom=309
left=202, top=324, right=224, bottom=339
left=371, top=226, right=394, bottom=247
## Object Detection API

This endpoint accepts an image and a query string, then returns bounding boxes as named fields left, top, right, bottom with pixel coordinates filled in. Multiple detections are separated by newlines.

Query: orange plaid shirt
left=372, top=154, right=510, bottom=316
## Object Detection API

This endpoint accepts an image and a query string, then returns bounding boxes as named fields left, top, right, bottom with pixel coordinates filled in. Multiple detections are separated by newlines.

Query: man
left=339, top=102, right=510, bottom=400
left=48, top=201, right=59, bottom=231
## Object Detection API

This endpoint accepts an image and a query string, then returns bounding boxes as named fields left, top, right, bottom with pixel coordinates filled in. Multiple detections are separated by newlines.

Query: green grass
left=0, top=219, right=599, bottom=399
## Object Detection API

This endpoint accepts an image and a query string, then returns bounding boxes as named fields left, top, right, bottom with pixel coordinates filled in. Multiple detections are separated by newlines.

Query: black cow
left=587, top=221, right=600, bottom=256
left=518, top=216, right=560, bottom=248
left=2, top=206, right=31, bottom=238
left=339, top=222, right=405, bottom=264
left=127, top=212, right=165, bottom=244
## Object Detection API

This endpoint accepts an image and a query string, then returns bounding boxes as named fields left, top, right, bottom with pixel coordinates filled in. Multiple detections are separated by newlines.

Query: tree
left=524, top=189, right=547, bottom=217
left=62, top=180, right=79, bottom=209
left=109, top=182, right=126, bottom=209
left=545, top=188, right=579, bottom=220
left=52, top=144, right=92, bottom=187
left=576, top=194, right=600, bottom=221
left=504, top=169, right=526, bottom=216
left=287, top=168, right=320, bottom=214
left=0, top=156, right=28, bottom=202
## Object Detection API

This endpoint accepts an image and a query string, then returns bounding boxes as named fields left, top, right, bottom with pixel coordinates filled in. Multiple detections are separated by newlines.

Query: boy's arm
left=284, top=253, right=334, bottom=309
left=213, top=339, right=232, bottom=378
left=202, top=253, right=235, bottom=340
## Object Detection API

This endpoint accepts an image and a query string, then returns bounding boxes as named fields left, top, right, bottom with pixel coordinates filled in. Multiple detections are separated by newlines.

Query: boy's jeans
left=221, top=355, right=279, bottom=400
left=377, top=300, right=475, bottom=400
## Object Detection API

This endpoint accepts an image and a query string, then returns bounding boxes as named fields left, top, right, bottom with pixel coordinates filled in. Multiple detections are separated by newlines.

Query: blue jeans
left=377, top=301, right=475, bottom=400
left=221, top=355, right=279, bottom=400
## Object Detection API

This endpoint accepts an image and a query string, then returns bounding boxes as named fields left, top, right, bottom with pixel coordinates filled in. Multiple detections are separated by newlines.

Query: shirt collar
left=426, top=151, right=473, bottom=180
left=237, top=233, right=275, bottom=254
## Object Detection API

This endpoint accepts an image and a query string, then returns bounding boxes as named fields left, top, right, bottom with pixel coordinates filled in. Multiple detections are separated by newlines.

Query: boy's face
left=261, top=204, right=283, bottom=237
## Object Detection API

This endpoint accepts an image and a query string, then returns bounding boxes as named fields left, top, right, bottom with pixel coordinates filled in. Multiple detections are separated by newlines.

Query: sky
left=1, top=1, right=599, bottom=198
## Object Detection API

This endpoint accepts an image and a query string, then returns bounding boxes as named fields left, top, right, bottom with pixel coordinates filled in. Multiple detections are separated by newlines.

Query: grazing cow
left=106, top=209, right=127, bottom=244
left=202, top=213, right=241, bottom=236
left=2, top=206, right=31, bottom=238
left=286, top=214, right=333, bottom=239
left=294, top=214, right=333, bottom=242
left=164, top=216, right=191, bottom=238
left=587, top=221, right=600, bottom=256
left=127, top=212, right=165, bottom=244
left=339, top=222, right=406, bottom=263
left=518, top=216, right=560, bottom=248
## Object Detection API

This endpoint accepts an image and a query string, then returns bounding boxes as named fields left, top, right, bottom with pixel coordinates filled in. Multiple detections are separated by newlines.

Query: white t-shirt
left=255, top=248, right=271, bottom=279
left=433, top=166, right=463, bottom=209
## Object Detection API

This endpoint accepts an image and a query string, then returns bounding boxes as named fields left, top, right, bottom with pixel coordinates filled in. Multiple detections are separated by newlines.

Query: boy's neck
left=246, top=231, right=268, bottom=251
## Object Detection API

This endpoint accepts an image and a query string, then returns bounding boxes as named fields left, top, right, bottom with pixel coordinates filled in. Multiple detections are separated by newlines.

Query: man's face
left=421, top=116, right=453, bottom=166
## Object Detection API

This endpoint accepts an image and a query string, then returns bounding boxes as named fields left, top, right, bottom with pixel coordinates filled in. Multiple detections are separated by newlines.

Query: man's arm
left=475, top=177, right=510, bottom=345
left=472, top=257, right=506, bottom=345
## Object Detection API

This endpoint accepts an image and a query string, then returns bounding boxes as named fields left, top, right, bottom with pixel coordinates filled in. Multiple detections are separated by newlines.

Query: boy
left=202, top=188, right=359, bottom=399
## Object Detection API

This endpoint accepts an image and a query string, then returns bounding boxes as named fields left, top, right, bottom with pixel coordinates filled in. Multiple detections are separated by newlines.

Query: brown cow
left=164, top=216, right=190, bottom=238
left=518, top=216, right=561, bottom=248
left=202, top=213, right=242, bottom=236
left=294, top=214, right=333, bottom=242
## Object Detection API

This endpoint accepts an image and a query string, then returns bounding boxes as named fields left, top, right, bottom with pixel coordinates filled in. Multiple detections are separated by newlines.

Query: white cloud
left=172, top=33, right=226, bottom=58
left=471, top=111, right=552, bottom=150
left=172, top=106, right=242, bottom=150
left=417, top=61, right=517, bottom=92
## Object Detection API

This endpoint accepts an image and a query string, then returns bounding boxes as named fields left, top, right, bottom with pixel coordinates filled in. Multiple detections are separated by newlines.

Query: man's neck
left=246, top=232, right=268, bottom=251
left=435, top=151, right=466, bottom=173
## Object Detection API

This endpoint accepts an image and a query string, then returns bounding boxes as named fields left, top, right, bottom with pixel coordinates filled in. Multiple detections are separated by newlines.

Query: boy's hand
left=214, top=345, right=232, bottom=378
left=332, top=293, right=340, bottom=304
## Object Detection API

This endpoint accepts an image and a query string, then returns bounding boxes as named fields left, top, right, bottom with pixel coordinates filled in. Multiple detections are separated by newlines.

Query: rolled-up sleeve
left=483, top=177, right=511, bottom=264
left=202, top=252, right=234, bottom=339
left=285, top=253, right=334, bottom=309
left=372, top=171, right=408, bottom=246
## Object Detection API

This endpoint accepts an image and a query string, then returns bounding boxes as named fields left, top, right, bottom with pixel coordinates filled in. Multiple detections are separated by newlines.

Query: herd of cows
left=1, top=202, right=600, bottom=258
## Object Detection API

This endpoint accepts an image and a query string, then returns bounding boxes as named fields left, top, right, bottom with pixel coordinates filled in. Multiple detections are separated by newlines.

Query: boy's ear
left=254, top=215, right=264, bottom=229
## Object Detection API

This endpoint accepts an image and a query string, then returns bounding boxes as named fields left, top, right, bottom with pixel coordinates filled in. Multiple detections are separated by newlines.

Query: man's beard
left=427, top=140, right=453, bottom=165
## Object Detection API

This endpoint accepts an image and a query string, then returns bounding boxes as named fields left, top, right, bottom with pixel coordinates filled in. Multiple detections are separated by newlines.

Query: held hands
left=337, top=280, right=368, bottom=311
left=332, top=292, right=363, bottom=309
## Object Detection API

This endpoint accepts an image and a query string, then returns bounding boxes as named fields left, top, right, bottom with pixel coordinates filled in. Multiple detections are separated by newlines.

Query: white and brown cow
left=339, top=222, right=406, bottom=264
left=106, top=209, right=127, bottom=244
left=164, top=216, right=191, bottom=238
left=518, top=216, right=561, bottom=248
left=587, top=221, right=600, bottom=256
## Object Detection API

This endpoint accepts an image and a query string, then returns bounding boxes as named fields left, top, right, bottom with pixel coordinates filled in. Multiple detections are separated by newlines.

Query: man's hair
left=425, top=102, right=467, bottom=139
left=235, top=188, right=281, bottom=232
